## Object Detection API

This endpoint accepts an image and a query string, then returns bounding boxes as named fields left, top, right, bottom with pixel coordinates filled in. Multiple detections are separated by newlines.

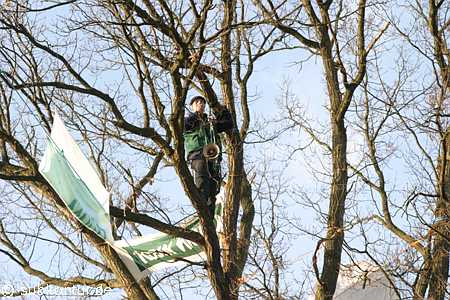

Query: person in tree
left=184, top=96, right=233, bottom=214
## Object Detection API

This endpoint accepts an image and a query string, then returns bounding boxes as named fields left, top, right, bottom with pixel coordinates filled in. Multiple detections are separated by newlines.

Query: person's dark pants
left=190, top=157, right=221, bottom=215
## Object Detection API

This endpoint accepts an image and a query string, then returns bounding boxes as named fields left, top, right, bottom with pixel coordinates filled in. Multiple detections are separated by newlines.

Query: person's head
left=190, top=96, right=206, bottom=114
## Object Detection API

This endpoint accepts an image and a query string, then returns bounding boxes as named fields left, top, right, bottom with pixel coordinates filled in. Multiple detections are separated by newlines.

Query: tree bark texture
left=428, top=133, right=450, bottom=300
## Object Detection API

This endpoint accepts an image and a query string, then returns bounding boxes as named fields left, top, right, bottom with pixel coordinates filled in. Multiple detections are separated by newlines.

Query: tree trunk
left=413, top=259, right=431, bottom=300
left=428, top=229, right=449, bottom=300
left=219, top=1, right=245, bottom=298
left=428, top=134, right=450, bottom=300
left=316, top=118, right=348, bottom=300
left=223, top=143, right=245, bottom=300
left=314, top=18, right=349, bottom=297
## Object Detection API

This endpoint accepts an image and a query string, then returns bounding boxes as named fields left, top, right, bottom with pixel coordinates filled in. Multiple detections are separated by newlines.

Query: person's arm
left=184, top=113, right=199, bottom=132
left=214, top=109, right=233, bottom=133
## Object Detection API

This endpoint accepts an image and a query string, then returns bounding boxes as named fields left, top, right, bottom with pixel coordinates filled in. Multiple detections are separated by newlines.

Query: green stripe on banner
left=39, top=139, right=112, bottom=241
left=118, top=202, right=223, bottom=272
left=123, top=238, right=203, bottom=271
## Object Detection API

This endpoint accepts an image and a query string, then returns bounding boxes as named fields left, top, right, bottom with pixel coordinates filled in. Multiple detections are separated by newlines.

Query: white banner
left=39, top=113, right=113, bottom=241
left=49, top=113, right=110, bottom=212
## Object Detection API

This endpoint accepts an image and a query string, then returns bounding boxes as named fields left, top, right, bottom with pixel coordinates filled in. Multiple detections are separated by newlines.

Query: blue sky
left=1, top=1, right=441, bottom=298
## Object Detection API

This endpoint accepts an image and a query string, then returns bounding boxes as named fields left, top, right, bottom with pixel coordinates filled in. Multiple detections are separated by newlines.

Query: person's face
left=191, top=99, right=205, bottom=114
